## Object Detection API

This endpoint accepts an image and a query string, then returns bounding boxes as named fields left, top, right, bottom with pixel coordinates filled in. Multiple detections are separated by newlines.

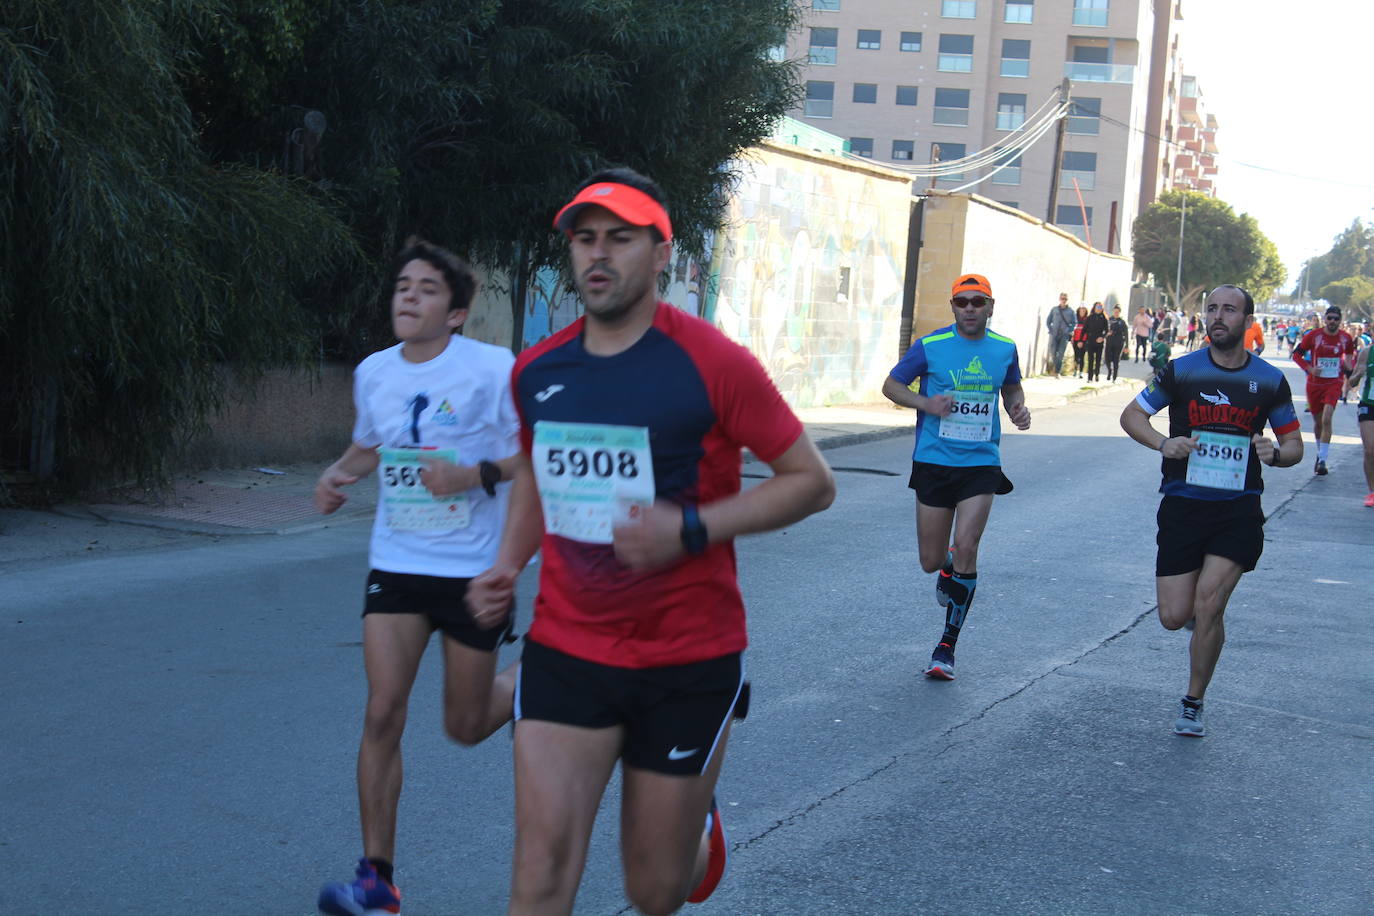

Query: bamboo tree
left=1, top=1, right=356, bottom=489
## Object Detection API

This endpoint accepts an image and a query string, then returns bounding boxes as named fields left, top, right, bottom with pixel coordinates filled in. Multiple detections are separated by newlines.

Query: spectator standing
left=1083, top=302, right=1108, bottom=382
left=1133, top=308, right=1153, bottom=362
left=1071, top=305, right=1089, bottom=377
left=1045, top=292, right=1077, bottom=377
left=1105, top=305, right=1129, bottom=381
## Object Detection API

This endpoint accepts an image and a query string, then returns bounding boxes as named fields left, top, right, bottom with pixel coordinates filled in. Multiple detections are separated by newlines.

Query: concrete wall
left=914, top=189, right=1134, bottom=374
left=180, top=365, right=355, bottom=469
left=710, top=141, right=913, bottom=406
left=184, top=146, right=1135, bottom=470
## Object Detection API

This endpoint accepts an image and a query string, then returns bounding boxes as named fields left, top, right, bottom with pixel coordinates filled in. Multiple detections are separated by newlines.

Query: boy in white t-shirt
left=314, top=238, right=521, bottom=916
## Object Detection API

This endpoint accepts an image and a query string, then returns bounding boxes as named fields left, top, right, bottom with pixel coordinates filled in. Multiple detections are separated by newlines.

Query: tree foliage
left=183, top=0, right=802, bottom=356
left=1, top=1, right=356, bottom=489
left=1132, top=190, right=1287, bottom=311
left=1318, top=276, right=1374, bottom=322
left=2, top=0, right=800, bottom=490
left=1295, top=219, right=1374, bottom=301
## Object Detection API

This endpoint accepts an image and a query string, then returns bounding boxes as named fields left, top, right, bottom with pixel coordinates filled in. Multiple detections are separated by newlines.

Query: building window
left=813, top=0, right=841, bottom=9
left=1061, top=150, right=1097, bottom=190
left=809, top=27, right=838, bottom=65
left=1073, top=0, right=1108, bottom=27
left=942, top=0, right=976, bottom=18
left=853, top=83, right=877, bottom=104
left=1000, top=38, right=1030, bottom=77
left=1005, top=0, right=1033, bottom=23
left=900, top=31, right=923, bottom=52
left=849, top=137, right=874, bottom=158
left=1056, top=204, right=1093, bottom=240
left=1067, top=98, right=1101, bottom=134
left=933, top=87, right=971, bottom=126
left=893, top=140, right=915, bottom=161
left=938, top=34, right=974, bottom=72
left=996, top=93, right=1026, bottom=130
left=804, top=81, right=834, bottom=118
left=931, top=142, right=967, bottom=180
left=895, top=85, right=919, bottom=106
left=857, top=29, right=881, bottom=50
left=991, top=148, right=1022, bottom=185
left=999, top=201, right=1020, bottom=209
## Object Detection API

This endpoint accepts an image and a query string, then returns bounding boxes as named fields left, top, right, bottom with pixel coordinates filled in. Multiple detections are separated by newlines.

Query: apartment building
left=787, top=0, right=1190, bottom=255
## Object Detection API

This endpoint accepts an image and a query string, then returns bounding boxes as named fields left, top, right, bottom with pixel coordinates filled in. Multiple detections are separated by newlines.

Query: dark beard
left=1209, top=329, right=1241, bottom=352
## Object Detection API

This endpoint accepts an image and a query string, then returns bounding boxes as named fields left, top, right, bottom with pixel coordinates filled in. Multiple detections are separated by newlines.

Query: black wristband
left=680, top=502, right=708, bottom=556
left=479, top=460, right=501, bottom=496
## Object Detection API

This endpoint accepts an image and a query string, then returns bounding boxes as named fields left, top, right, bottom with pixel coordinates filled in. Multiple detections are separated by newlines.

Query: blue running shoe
left=924, top=642, right=955, bottom=680
left=318, top=858, right=401, bottom=915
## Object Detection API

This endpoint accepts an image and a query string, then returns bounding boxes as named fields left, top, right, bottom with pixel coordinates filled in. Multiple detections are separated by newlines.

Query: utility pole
left=1174, top=191, right=1187, bottom=310
left=1045, top=79, right=1071, bottom=224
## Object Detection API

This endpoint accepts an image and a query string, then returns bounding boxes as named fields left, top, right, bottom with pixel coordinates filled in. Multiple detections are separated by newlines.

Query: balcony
left=1176, top=125, right=1197, bottom=142
left=1180, top=96, right=1202, bottom=125
left=1064, top=61, right=1136, bottom=83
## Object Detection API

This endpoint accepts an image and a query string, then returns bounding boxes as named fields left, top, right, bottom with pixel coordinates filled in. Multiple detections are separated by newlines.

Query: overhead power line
left=1095, top=112, right=1374, bottom=191
left=840, top=87, right=1067, bottom=179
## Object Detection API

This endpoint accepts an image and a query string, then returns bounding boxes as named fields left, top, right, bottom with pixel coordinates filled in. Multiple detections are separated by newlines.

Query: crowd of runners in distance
left=307, top=164, right=1373, bottom=914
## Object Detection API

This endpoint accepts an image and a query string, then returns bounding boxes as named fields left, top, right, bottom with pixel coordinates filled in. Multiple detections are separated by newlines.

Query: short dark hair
left=1325, top=305, right=1342, bottom=318
left=575, top=167, right=669, bottom=243
left=392, top=236, right=477, bottom=313
left=1210, top=284, right=1254, bottom=316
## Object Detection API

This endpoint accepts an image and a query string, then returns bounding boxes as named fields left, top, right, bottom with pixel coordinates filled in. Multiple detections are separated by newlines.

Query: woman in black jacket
left=1105, top=304, right=1129, bottom=381
left=1083, top=301, right=1108, bottom=381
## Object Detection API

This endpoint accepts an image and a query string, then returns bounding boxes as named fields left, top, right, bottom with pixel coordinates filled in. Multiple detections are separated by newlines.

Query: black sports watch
left=478, top=460, right=501, bottom=496
left=680, top=502, right=708, bottom=556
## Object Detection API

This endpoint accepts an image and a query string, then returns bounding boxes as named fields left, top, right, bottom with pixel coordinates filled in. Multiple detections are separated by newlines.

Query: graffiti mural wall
left=709, top=144, right=913, bottom=407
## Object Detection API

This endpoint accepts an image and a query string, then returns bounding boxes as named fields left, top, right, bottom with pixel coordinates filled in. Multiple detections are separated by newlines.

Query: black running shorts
left=515, top=639, right=745, bottom=776
left=908, top=461, right=1013, bottom=509
left=1358, top=404, right=1374, bottom=423
left=1155, top=494, right=1265, bottom=577
left=363, top=569, right=513, bottom=651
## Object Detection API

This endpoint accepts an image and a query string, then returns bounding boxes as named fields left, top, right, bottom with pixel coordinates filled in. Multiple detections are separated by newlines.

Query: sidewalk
left=16, top=357, right=1151, bottom=539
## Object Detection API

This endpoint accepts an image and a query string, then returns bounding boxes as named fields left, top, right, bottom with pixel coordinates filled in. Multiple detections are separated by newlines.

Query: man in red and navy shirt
left=1292, top=304, right=1357, bottom=475
left=468, top=167, right=834, bottom=914
left=1121, top=284, right=1302, bottom=739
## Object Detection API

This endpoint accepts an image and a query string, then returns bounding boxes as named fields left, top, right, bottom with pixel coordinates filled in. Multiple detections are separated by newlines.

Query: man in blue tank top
left=883, top=273, right=1031, bottom=680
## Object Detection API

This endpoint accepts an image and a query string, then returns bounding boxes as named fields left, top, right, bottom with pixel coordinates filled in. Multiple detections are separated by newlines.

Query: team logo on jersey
left=1249, top=381, right=1259, bottom=393
left=1199, top=389, right=1231, bottom=407
left=431, top=398, right=459, bottom=426
left=1188, top=398, right=1259, bottom=430
left=949, top=356, right=991, bottom=390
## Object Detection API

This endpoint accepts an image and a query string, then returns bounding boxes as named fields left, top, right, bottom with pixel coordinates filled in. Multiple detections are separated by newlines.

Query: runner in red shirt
left=468, top=168, right=835, bottom=915
left=1292, top=305, right=1357, bottom=475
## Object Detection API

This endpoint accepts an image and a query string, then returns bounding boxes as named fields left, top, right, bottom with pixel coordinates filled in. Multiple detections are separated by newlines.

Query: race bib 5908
left=532, top=422, right=656, bottom=544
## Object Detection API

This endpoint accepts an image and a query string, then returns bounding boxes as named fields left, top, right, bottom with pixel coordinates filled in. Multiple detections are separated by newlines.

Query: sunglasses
left=951, top=295, right=991, bottom=307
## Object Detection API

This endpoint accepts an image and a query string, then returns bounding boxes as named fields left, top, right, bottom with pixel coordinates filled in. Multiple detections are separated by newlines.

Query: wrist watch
left=680, top=502, right=708, bottom=556
left=478, top=460, right=501, bottom=496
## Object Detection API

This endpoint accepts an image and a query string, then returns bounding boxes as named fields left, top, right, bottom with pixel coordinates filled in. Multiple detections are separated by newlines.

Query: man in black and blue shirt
left=1120, top=285, right=1303, bottom=737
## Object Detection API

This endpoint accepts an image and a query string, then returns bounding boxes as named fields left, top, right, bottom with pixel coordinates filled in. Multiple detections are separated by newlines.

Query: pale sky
left=1181, top=0, right=1374, bottom=292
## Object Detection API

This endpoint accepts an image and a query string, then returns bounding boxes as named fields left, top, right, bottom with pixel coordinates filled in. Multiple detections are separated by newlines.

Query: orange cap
left=553, top=183, right=673, bottom=242
left=951, top=273, right=993, bottom=298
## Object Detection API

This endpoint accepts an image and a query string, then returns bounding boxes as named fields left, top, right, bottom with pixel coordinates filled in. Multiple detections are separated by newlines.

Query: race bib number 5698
left=532, top=422, right=656, bottom=544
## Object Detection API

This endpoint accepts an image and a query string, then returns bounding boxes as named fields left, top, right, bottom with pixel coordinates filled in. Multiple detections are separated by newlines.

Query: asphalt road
left=4, top=364, right=1372, bottom=915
